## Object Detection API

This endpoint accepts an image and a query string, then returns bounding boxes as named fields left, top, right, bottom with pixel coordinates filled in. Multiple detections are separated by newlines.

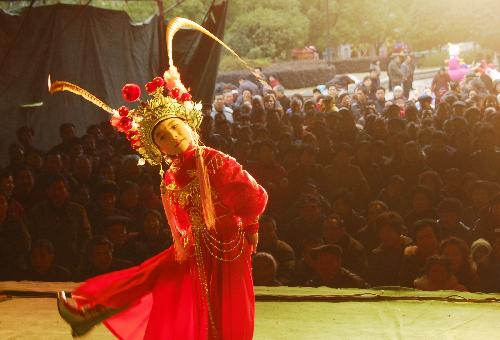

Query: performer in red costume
left=54, top=19, right=268, bottom=340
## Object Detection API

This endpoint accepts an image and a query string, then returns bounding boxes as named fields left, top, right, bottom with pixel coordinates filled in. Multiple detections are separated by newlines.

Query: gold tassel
left=159, top=159, right=187, bottom=262
left=196, top=147, right=216, bottom=230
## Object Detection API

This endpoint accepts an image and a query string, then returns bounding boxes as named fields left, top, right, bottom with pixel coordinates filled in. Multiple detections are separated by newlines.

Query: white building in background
left=337, top=44, right=352, bottom=60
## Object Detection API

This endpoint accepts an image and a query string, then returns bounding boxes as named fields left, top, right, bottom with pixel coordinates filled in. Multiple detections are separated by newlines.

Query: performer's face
left=153, top=118, right=193, bottom=156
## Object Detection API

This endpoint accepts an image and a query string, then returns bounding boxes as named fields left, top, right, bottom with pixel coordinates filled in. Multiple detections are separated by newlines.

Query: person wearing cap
left=304, top=244, right=368, bottom=288
left=417, top=93, right=434, bottom=116
left=474, top=234, right=500, bottom=292
left=284, top=194, right=325, bottom=257
left=452, top=100, right=466, bottom=117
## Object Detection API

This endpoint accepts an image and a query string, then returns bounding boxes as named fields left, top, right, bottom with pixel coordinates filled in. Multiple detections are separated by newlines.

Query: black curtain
left=0, top=2, right=227, bottom=165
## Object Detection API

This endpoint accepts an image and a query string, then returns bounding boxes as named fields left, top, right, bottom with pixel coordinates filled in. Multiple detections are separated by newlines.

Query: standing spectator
left=374, top=87, right=386, bottom=114
left=388, top=54, right=404, bottom=90
left=431, top=67, right=452, bottom=103
left=401, top=55, right=414, bottom=98
left=211, top=93, right=234, bottom=123
left=238, top=76, right=259, bottom=95
left=275, top=85, right=290, bottom=112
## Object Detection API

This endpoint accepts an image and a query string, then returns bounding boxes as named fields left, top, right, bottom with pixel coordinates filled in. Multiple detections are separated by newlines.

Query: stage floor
left=1, top=282, right=500, bottom=339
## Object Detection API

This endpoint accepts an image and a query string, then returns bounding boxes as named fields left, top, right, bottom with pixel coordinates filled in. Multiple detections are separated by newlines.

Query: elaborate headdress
left=49, top=18, right=262, bottom=166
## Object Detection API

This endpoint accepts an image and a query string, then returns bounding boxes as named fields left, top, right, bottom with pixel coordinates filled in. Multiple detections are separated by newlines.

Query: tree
left=226, top=6, right=309, bottom=59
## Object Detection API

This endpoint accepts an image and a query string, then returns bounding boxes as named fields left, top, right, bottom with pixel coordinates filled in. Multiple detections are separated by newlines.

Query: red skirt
left=72, top=243, right=255, bottom=340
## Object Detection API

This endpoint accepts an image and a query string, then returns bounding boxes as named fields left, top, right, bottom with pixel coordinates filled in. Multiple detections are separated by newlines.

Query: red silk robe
left=72, top=146, right=268, bottom=340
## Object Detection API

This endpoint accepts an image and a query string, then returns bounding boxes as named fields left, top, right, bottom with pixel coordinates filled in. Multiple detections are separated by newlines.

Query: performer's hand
left=246, top=232, right=258, bottom=254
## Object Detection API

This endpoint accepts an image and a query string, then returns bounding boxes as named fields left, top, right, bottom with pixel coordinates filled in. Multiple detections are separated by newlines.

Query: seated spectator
left=304, top=244, right=368, bottom=289
left=439, top=237, right=481, bottom=291
left=87, top=180, right=126, bottom=235
left=440, top=168, right=467, bottom=203
left=0, top=170, right=26, bottom=222
left=323, top=143, right=370, bottom=209
left=321, top=214, right=367, bottom=277
left=474, top=231, right=500, bottom=292
left=0, top=191, right=30, bottom=279
left=77, top=237, right=134, bottom=281
left=422, top=131, right=457, bottom=174
left=357, top=200, right=389, bottom=252
left=117, top=181, right=145, bottom=232
left=437, top=198, right=472, bottom=244
left=473, top=193, right=500, bottom=244
left=257, top=215, right=295, bottom=284
left=12, top=166, right=41, bottom=211
left=28, top=175, right=92, bottom=270
left=405, top=186, right=438, bottom=237
left=464, top=180, right=499, bottom=227
left=414, top=255, right=466, bottom=291
left=377, top=175, right=409, bottom=216
left=137, top=174, right=162, bottom=212
left=102, top=215, right=142, bottom=264
left=283, top=195, right=325, bottom=257
left=331, top=190, right=367, bottom=236
left=368, top=211, right=412, bottom=286
left=399, top=219, right=440, bottom=287
left=252, top=252, right=282, bottom=286
left=287, top=145, right=324, bottom=196
left=18, top=239, right=71, bottom=282
left=134, top=209, right=172, bottom=262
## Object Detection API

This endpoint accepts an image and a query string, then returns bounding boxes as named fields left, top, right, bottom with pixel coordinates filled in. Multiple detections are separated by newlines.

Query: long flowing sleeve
left=206, top=148, right=268, bottom=234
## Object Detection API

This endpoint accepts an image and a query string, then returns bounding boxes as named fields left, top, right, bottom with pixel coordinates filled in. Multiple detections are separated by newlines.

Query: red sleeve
left=206, top=148, right=268, bottom=234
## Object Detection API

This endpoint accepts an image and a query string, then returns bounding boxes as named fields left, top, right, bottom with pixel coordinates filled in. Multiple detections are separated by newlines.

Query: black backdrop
left=0, top=2, right=227, bottom=165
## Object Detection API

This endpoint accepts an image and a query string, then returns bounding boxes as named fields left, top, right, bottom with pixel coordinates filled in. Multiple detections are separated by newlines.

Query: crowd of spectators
left=1, top=62, right=500, bottom=294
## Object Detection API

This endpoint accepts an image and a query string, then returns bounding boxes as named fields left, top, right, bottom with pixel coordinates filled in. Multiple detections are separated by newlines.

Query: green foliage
left=219, top=54, right=271, bottom=72
left=226, top=6, right=309, bottom=59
